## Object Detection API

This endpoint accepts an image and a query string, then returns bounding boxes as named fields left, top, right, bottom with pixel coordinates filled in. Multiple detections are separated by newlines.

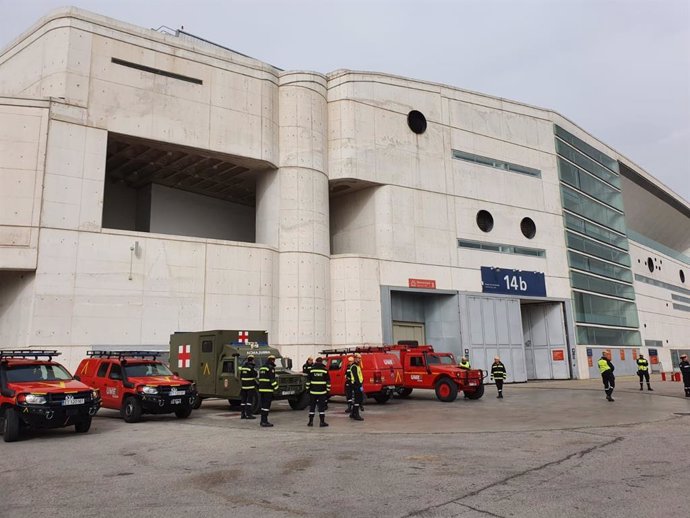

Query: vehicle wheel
left=465, top=383, right=485, bottom=400
left=288, top=391, right=310, bottom=410
left=434, top=378, right=458, bottom=402
left=395, top=387, right=413, bottom=398
left=75, top=417, right=92, bottom=433
left=373, top=393, right=391, bottom=404
left=122, top=396, right=142, bottom=423
left=175, top=405, right=193, bottom=419
left=192, top=396, right=202, bottom=410
left=2, top=408, right=20, bottom=442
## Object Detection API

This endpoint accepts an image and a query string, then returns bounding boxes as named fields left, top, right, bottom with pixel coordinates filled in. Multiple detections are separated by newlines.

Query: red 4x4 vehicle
left=376, top=344, right=485, bottom=402
left=0, top=350, right=101, bottom=442
left=321, top=348, right=404, bottom=404
left=76, top=351, right=197, bottom=423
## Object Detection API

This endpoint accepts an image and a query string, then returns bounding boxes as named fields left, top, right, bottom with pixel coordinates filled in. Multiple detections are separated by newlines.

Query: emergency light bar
left=87, top=350, right=162, bottom=360
left=0, top=349, right=61, bottom=360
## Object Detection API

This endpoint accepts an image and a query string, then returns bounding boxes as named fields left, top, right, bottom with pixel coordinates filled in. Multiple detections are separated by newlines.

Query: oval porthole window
left=681, top=270, right=686, bottom=283
left=476, top=210, right=494, bottom=232
left=407, top=110, right=427, bottom=134
left=646, top=257, right=654, bottom=273
left=520, top=217, right=536, bottom=239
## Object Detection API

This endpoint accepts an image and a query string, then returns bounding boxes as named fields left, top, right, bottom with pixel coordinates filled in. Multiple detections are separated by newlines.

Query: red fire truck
left=353, top=344, right=485, bottom=402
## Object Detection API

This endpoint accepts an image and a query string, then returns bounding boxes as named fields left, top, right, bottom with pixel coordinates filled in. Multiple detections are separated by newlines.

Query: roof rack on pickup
left=87, top=350, right=162, bottom=360
left=320, top=344, right=437, bottom=356
left=0, top=349, right=61, bottom=360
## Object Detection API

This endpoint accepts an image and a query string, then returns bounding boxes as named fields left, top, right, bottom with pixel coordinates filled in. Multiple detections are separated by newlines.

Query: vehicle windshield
left=5, top=364, right=73, bottom=383
left=250, top=356, right=289, bottom=369
left=123, top=362, right=173, bottom=377
left=427, top=354, right=456, bottom=365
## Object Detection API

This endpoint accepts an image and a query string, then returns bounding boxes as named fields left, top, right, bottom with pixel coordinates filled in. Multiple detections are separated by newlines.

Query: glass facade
left=555, top=125, right=641, bottom=347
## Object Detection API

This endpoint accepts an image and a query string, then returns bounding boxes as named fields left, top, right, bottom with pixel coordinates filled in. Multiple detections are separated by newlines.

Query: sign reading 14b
left=480, top=267, right=547, bottom=297
left=503, top=273, right=528, bottom=292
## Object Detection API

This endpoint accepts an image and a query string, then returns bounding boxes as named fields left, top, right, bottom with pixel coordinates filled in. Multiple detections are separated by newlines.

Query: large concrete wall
left=0, top=99, right=49, bottom=270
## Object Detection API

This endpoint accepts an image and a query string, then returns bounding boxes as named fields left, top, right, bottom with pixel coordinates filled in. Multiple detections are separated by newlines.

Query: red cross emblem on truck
left=238, top=331, right=249, bottom=343
left=178, top=344, right=191, bottom=368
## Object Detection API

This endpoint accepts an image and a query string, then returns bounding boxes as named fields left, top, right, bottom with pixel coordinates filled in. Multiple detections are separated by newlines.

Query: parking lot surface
left=2, top=376, right=689, bottom=517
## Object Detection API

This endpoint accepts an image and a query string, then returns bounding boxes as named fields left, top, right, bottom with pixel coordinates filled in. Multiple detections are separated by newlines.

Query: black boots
left=345, top=402, right=352, bottom=414
left=319, top=414, right=328, bottom=427
left=350, top=406, right=364, bottom=421
left=308, top=414, right=314, bottom=427
left=260, top=411, right=273, bottom=427
left=647, top=384, right=653, bottom=391
left=606, top=389, right=614, bottom=401
left=639, top=384, right=643, bottom=391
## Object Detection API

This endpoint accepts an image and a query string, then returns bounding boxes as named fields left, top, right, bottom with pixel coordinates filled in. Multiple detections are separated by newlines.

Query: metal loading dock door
left=460, top=295, right=528, bottom=383
left=521, top=303, right=570, bottom=379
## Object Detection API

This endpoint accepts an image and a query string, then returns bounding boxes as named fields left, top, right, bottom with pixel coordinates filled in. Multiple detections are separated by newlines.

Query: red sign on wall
left=620, top=349, right=626, bottom=361
left=552, top=349, right=565, bottom=361
left=587, top=357, right=593, bottom=368
left=408, top=278, right=436, bottom=289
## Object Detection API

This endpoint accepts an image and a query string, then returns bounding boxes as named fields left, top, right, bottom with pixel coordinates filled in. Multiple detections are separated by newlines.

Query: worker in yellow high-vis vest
left=636, top=354, right=653, bottom=391
left=598, top=351, right=616, bottom=402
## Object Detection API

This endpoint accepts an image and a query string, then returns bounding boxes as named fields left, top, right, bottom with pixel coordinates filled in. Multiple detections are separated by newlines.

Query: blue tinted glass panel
left=564, top=213, right=628, bottom=250
left=561, top=185, right=625, bottom=233
left=568, top=251, right=633, bottom=283
left=556, top=140, right=620, bottom=188
left=570, top=271, right=635, bottom=300
left=554, top=125, right=619, bottom=172
left=576, top=325, right=642, bottom=346
left=574, top=292, right=639, bottom=327
left=566, top=231, right=631, bottom=267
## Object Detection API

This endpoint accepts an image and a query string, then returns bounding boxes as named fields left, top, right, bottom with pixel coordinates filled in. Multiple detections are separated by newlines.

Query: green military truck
left=169, top=330, right=309, bottom=412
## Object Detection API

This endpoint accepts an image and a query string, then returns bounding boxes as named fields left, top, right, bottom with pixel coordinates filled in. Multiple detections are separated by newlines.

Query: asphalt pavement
left=1, top=375, right=689, bottom=518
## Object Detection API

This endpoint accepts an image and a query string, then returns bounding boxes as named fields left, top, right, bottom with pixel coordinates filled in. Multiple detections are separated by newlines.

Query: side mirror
left=286, top=358, right=293, bottom=370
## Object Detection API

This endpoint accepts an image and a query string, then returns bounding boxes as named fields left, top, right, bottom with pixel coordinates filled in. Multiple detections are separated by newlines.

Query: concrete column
left=256, top=72, right=330, bottom=360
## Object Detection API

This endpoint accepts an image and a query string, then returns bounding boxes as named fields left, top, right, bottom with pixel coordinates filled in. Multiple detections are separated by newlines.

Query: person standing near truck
left=458, top=356, right=471, bottom=369
left=348, top=354, right=364, bottom=421
left=636, top=354, right=653, bottom=391
left=344, top=356, right=355, bottom=414
left=239, top=354, right=257, bottom=419
left=306, top=357, right=331, bottom=427
left=258, top=355, right=279, bottom=427
left=598, top=351, right=616, bottom=402
left=302, top=357, right=314, bottom=375
left=680, top=354, right=690, bottom=397
left=490, top=356, right=507, bottom=399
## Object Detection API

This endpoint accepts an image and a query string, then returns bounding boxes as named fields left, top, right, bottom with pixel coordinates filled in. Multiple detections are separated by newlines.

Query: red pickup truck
left=320, top=349, right=404, bottom=404
left=361, top=345, right=485, bottom=402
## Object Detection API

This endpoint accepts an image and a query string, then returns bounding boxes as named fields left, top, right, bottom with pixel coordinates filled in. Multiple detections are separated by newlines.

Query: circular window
left=476, top=210, right=494, bottom=232
left=646, top=257, right=654, bottom=273
left=520, top=217, right=536, bottom=239
left=681, top=270, right=686, bottom=283
left=407, top=110, right=427, bottom=134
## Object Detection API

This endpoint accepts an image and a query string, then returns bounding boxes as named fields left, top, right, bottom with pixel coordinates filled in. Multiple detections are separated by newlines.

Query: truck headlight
left=140, top=385, right=158, bottom=395
left=21, top=393, right=47, bottom=404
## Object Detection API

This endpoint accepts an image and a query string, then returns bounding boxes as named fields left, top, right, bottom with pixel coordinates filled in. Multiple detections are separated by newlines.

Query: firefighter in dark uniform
left=306, top=357, right=330, bottom=427
left=239, top=354, right=257, bottom=419
left=491, top=356, right=507, bottom=398
left=348, top=353, right=364, bottom=421
left=344, top=356, right=354, bottom=414
left=302, top=357, right=314, bottom=375
left=680, top=354, right=690, bottom=397
left=636, top=354, right=653, bottom=391
left=598, top=351, right=616, bottom=402
left=258, top=355, right=279, bottom=427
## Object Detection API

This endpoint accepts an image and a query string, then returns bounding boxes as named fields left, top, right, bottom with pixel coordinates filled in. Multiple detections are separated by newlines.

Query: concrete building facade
left=1, top=8, right=688, bottom=378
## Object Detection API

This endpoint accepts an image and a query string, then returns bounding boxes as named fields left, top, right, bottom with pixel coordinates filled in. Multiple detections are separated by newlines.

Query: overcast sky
left=1, top=0, right=688, bottom=201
